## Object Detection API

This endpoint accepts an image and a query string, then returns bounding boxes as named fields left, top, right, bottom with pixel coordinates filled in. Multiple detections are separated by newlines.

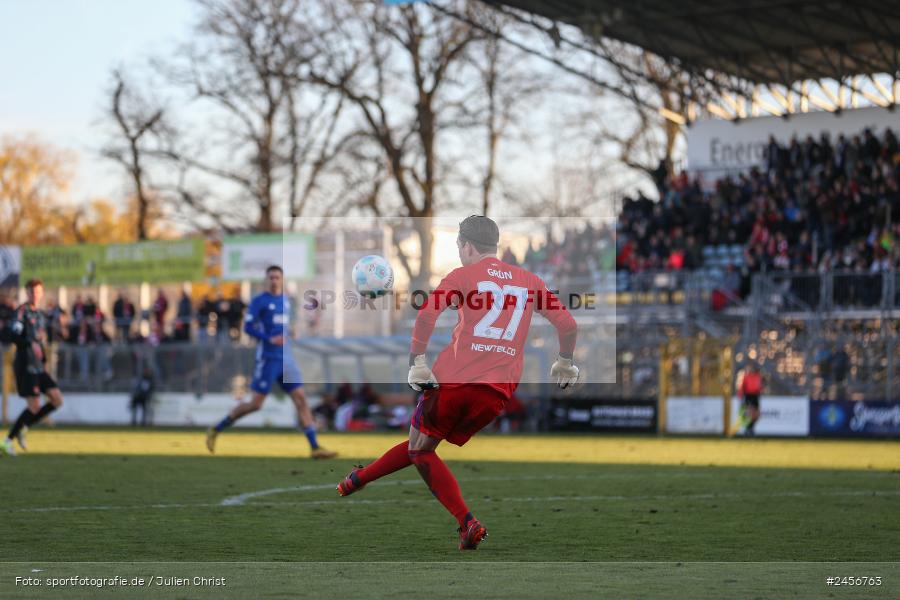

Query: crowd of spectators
left=0, top=289, right=249, bottom=348
left=496, top=125, right=900, bottom=307
left=497, top=222, right=616, bottom=290
left=104, top=289, right=247, bottom=345
left=508, top=126, right=900, bottom=280
left=0, top=288, right=251, bottom=383
left=617, top=126, right=900, bottom=277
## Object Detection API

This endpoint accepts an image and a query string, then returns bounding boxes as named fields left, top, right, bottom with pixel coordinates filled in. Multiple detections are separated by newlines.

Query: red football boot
left=337, top=465, right=365, bottom=497
left=458, top=519, right=488, bottom=550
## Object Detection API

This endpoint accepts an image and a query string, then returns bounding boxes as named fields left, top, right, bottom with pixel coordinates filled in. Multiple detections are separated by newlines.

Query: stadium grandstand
left=471, top=0, right=900, bottom=409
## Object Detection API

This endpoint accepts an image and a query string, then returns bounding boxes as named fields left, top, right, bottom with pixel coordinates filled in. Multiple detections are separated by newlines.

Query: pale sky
left=0, top=0, right=655, bottom=220
left=0, top=0, right=196, bottom=199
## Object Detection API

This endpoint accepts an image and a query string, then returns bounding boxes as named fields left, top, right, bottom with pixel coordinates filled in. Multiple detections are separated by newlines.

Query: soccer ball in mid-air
left=352, top=255, right=394, bottom=295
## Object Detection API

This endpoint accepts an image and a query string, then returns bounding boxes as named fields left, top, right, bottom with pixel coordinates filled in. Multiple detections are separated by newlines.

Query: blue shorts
left=250, top=357, right=303, bottom=394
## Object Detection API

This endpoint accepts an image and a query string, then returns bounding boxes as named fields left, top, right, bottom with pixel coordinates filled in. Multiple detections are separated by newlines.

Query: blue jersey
left=244, top=292, right=293, bottom=360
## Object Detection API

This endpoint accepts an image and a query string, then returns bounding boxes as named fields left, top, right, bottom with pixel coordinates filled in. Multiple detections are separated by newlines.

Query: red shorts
left=410, top=384, right=508, bottom=446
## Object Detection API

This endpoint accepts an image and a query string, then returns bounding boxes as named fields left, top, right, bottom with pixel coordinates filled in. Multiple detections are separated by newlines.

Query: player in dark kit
left=337, top=216, right=580, bottom=550
left=2, top=279, right=64, bottom=456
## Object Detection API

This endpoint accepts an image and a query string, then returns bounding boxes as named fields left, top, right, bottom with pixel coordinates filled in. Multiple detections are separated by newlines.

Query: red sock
left=357, top=441, right=412, bottom=485
left=409, top=450, right=472, bottom=528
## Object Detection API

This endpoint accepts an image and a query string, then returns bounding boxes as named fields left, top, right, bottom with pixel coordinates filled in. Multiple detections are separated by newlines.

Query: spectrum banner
left=810, top=401, right=900, bottom=438
left=21, top=244, right=103, bottom=286
left=21, top=240, right=205, bottom=286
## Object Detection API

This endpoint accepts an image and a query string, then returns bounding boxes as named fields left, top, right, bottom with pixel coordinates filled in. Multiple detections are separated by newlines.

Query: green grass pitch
left=0, top=430, right=898, bottom=599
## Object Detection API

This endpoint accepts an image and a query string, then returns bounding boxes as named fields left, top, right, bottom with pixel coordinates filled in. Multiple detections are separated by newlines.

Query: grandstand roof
left=482, top=0, right=900, bottom=85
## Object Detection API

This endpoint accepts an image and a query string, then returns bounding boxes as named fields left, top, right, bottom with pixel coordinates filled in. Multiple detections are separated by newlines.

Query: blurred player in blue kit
left=206, top=265, right=337, bottom=459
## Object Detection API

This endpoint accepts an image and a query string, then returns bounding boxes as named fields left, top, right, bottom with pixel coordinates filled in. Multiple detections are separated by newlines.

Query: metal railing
left=50, top=343, right=256, bottom=395
left=757, top=271, right=898, bottom=313
left=609, top=269, right=900, bottom=317
left=742, top=271, right=900, bottom=400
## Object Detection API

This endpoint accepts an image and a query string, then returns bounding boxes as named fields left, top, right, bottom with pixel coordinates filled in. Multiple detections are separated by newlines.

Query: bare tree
left=504, top=134, right=625, bottom=220
left=455, top=3, right=695, bottom=193
left=587, top=46, right=688, bottom=183
left=305, top=1, right=545, bottom=287
left=102, top=70, right=166, bottom=240
left=112, top=0, right=351, bottom=233
left=462, top=8, right=546, bottom=216
left=477, top=32, right=503, bottom=216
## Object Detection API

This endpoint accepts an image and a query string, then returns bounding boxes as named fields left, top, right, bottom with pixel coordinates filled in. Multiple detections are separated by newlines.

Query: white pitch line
left=4, top=489, right=899, bottom=515
left=220, top=483, right=348, bottom=506
left=220, top=474, right=603, bottom=506
left=5, top=502, right=222, bottom=513
left=217, top=471, right=760, bottom=507
left=225, top=489, right=900, bottom=508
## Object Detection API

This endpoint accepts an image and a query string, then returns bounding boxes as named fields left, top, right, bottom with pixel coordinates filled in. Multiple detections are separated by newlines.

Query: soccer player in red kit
left=337, top=216, right=580, bottom=550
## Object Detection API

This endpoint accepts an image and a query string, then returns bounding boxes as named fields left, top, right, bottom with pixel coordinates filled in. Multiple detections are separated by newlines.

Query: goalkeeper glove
left=550, top=355, right=579, bottom=389
left=408, top=354, right=438, bottom=392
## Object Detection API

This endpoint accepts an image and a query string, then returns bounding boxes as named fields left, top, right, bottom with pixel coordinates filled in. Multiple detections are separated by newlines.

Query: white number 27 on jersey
left=473, top=282, right=528, bottom=341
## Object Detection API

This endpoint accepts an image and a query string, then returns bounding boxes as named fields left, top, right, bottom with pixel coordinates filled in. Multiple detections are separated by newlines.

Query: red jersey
left=741, top=372, right=762, bottom=396
left=411, top=257, right=577, bottom=396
